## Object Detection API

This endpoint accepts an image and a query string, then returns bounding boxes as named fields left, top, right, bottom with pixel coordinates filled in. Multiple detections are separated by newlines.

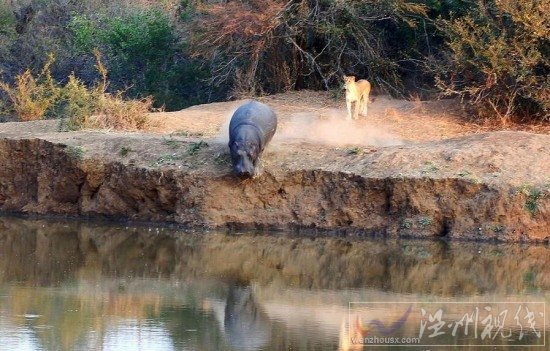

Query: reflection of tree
left=0, top=220, right=83, bottom=286
left=1, top=216, right=549, bottom=295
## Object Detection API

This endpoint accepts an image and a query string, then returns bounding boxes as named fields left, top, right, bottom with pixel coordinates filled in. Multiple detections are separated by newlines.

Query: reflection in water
left=0, top=216, right=547, bottom=350
left=224, top=285, right=270, bottom=350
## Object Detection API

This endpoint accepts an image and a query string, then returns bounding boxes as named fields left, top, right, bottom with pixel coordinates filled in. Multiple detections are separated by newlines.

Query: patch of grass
left=66, top=146, right=84, bottom=160
left=346, top=146, right=362, bottom=155
left=519, top=184, right=543, bottom=215
left=468, top=176, right=481, bottom=184
left=214, top=153, right=231, bottom=166
left=489, top=224, right=505, bottom=233
left=119, top=146, right=132, bottom=157
left=421, top=161, right=439, bottom=174
left=418, top=216, right=433, bottom=227
left=187, top=141, right=208, bottom=155
left=523, top=271, right=536, bottom=290
left=172, top=129, right=204, bottom=137
left=401, top=219, right=413, bottom=229
left=162, top=137, right=180, bottom=149
left=457, top=170, right=471, bottom=177
left=151, top=153, right=179, bottom=167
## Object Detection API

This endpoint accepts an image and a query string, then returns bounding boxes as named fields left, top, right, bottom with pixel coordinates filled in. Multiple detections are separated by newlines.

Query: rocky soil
left=0, top=92, right=548, bottom=242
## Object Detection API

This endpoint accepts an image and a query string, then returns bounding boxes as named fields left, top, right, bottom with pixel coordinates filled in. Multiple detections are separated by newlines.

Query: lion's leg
left=357, top=96, right=365, bottom=117
left=346, top=99, right=353, bottom=121
left=362, top=91, right=369, bottom=117
left=353, top=101, right=359, bottom=120
left=362, top=95, right=368, bottom=117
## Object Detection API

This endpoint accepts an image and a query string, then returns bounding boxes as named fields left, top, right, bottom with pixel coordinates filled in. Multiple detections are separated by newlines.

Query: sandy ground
left=0, top=90, right=548, bottom=144
left=146, top=90, right=550, bottom=141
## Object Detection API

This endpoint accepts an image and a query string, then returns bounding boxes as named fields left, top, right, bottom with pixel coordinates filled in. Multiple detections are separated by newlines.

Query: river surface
left=0, top=216, right=548, bottom=351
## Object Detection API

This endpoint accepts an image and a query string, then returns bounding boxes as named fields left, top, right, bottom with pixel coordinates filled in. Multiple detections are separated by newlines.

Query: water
left=0, top=216, right=547, bottom=350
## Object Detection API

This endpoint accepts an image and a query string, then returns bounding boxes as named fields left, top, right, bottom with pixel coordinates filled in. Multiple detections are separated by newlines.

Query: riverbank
left=0, top=92, right=548, bottom=242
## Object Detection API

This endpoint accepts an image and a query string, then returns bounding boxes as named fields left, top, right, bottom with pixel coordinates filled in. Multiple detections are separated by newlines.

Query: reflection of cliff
left=0, top=216, right=549, bottom=294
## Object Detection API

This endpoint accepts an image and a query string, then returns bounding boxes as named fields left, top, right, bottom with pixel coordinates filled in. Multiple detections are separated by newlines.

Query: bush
left=62, top=75, right=152, bottom=131
left=0, top=54, right=61, bottom=121
left=69, top=7, right=213, bottom=110
left=433, top=0, right=549, bottom=123
left=60, top=51, right=153, bottom=131
left=0, top=50, right=153, bottom=130
left=189, top=0, right=428, bottom=97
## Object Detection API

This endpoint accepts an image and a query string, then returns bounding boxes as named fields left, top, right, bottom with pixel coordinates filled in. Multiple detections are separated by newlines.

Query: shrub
left=69, top=7, right=213, bottom=110
left=61, top=50, right=153, bottom=131
left=190, top=0, right=428, bottom=97
left=0, top=49, right=153, bottom=130
left=0, top=1, right=15, bottom=36
left=433, top=0, right=549, bottom=123
left=0, top=54, right=61, bottom=121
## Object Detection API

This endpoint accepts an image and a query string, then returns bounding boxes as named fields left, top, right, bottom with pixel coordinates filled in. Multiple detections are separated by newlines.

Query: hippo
left=228, top=101, right=277, bottom=177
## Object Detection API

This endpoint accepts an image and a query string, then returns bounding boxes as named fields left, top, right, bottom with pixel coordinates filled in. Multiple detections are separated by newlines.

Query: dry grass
left=0, top=54, right=60, bottom=121
left=64, top=50, right=154, bottom=131
left=0, top=51, right=154, bottom=131
left=73, top=93, right=153, bottom=131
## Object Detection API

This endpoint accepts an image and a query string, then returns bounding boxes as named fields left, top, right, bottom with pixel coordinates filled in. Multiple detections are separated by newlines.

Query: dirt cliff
left=0, top=128, right=547, bottom=242
left=0, top=92, right=548, bottom=242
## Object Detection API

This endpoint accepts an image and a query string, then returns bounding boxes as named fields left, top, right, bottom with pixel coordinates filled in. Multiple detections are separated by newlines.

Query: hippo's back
left=229, top=101, right=277, bottom=142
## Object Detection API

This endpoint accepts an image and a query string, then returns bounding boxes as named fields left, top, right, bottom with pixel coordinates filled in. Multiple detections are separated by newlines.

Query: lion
left=343, top=75, right=371, bottom=121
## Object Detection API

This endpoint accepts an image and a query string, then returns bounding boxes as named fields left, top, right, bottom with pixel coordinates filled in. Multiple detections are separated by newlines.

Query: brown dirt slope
left=0, top=91, right=548, bottom=242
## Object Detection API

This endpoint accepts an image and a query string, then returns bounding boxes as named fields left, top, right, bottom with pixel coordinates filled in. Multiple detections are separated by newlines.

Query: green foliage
left=418, top=217, right=433, bottom=227
left=68, top=7, right=212, bottom=110
left=421, top=161, right=439, bottom=174
left=119, top=146, right=132, bottom=157
left=68, top=15, right=97, bottom=54
left=0, top=2, right=15, bottom=35
left=162, top=137, right=181, bottom=149
left=100, top=9, right=174, bottom=67
left=187, top=141, right=208, bottom=155
left=346, top=147, right=362, bottom=155
left=0, top=0, right=547, bottom=122
left=519, top=185, right=543, bottom=216
left=66, top=145, right=84, bottom=160
left=433, top=0, right=549, bottom=122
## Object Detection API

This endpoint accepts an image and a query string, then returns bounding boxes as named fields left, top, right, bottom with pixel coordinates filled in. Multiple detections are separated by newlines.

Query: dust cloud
left=274, top=111, right=403, bottom=147
left=216, top=109, right=403, bottom=147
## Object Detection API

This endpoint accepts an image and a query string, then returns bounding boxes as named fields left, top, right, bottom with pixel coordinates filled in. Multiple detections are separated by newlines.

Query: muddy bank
left=0, top=127, right=548, bottom=242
